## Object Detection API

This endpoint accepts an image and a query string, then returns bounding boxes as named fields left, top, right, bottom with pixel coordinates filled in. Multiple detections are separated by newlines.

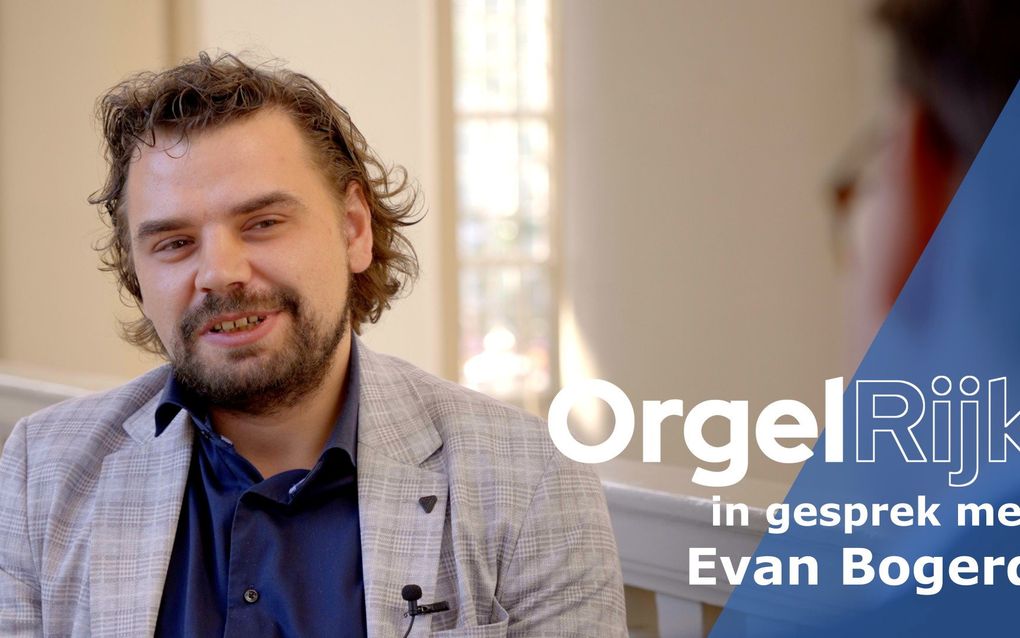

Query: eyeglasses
left=825, top=123, right=891, bottom=265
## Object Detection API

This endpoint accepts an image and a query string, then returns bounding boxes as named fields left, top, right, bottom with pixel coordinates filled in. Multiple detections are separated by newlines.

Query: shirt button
left=243, top=588, right=260, bottom=604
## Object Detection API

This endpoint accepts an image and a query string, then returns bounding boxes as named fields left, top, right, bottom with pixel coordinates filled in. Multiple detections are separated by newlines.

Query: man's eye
left=155, top=239, right=191, bottom=252
left=250, top=219, right=280, bottom=230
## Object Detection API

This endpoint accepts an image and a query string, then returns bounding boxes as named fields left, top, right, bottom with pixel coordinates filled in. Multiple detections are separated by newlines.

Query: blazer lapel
left=90, top=398, right=192, bottom=637
left=357, top=346, right=449, bottom=638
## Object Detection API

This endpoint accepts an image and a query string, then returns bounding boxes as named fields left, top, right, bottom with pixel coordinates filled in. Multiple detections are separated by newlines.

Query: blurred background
left=0, top=0, right=892, bottom=471
left=0, top=1, right=901, bottom=635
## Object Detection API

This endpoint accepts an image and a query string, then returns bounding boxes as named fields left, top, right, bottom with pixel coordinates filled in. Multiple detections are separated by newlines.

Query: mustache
left=178, top=286, right=301, bottom=342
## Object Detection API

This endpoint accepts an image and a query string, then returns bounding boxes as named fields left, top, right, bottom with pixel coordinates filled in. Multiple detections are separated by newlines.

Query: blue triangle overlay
left=709, top=82, right=1020, bottom=637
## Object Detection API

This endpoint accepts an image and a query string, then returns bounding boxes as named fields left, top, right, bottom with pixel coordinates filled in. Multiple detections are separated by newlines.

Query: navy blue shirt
left=154, top=343, right=365, bottom=638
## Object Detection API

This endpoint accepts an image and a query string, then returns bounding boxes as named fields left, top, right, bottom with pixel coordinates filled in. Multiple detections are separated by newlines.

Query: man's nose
left=194, top=229, right=252, bottom=293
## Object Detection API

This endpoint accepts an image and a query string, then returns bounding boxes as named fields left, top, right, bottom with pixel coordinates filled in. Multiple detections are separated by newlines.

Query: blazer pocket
left=430, top=599, right=509, bottom=637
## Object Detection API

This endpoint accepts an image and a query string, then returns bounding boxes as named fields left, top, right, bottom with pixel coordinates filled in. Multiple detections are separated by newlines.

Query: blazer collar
left=121, top=366, right=173, bottom=444
left=92, top=402, right=193, bottom=637
left=121, top=340, right=444, bottom=465
left=355, top=341, right=443, bottom=467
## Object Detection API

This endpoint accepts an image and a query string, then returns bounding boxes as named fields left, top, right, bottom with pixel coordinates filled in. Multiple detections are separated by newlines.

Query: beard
left=169, top=284, right=348, bottom=415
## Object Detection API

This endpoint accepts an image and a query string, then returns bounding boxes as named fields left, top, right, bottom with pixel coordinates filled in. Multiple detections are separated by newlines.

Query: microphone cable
left=401, top=614, right=416, bottom=638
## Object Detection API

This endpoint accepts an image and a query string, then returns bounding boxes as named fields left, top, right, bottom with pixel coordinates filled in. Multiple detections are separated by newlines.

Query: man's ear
left=342, top=180, right=373, bottom=274
left=903, top=99, right=957, bottom=258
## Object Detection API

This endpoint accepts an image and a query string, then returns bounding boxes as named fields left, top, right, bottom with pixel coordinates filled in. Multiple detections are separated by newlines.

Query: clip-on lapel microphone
left=401, top=584, right=450, bottom=638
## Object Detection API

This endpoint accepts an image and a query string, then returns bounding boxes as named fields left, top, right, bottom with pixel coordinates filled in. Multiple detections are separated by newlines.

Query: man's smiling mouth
left=210, top=315, right=267, bottom=334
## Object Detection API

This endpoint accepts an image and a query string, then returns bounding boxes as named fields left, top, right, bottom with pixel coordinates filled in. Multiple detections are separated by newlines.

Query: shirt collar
left=155, top=338, right=361, bottom=466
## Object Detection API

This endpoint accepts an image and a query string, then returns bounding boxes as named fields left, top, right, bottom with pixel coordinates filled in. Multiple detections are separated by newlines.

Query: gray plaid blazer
left=0, top=344, right=626, bottom=637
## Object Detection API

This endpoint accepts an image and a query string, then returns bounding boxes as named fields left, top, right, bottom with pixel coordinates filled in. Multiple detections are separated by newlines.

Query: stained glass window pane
left=457, top=119, right=519, bottom=218
left=459, top=265, right=552, bottom=398
left=456, top=117, right=549, bottom=222
left=453, top=0, right=549, bottom=113
left=517, top=0, right=550, bottom=111
left=458, top=216, right=549, bottom=261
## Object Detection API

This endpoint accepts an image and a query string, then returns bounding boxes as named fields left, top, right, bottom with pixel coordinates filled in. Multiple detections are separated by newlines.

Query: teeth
left=211, top=316, right=265, bottom=334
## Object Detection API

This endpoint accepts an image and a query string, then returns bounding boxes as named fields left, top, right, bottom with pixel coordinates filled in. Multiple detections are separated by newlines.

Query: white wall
left=0, top=0, right=168, bottom=380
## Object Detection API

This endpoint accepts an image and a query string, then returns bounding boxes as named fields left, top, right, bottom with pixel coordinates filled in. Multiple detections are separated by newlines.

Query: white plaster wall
left=0, top=0, right=169, bottom=380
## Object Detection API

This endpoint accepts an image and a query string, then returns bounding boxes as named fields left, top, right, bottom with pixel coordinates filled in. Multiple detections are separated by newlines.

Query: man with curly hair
left=0, top=53, right=626, bottom=637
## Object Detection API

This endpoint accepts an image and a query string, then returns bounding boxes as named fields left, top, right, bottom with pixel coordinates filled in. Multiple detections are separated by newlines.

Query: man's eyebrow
left=133, top=191, right=304, bottom=243
left=229, top=191, right=304, bottom=216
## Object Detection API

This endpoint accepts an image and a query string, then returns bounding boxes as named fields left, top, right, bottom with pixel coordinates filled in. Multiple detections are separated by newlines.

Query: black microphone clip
left=416, top=601, right=451, bottom=615
left=401, top=584, right=450, bottom=617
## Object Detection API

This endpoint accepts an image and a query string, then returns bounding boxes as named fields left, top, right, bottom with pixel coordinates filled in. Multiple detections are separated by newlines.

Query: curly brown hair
left=90, top=52, right=421, bottom=355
